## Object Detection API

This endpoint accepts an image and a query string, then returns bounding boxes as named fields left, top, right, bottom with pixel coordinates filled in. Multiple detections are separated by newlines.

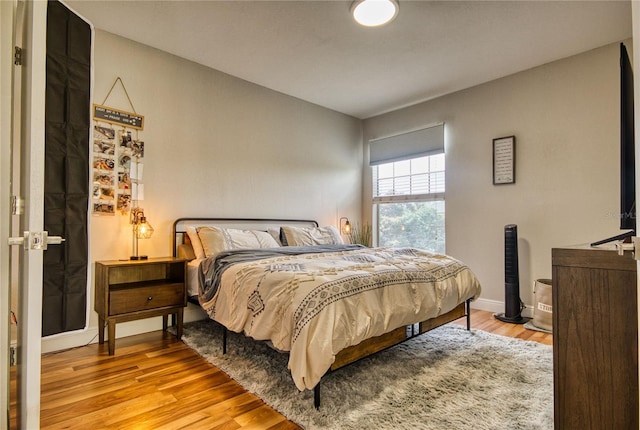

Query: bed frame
left=172, top=217, right=471, bottom=408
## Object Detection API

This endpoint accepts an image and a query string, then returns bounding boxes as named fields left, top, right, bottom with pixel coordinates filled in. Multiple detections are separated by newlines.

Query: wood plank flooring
left=10, top=310, right=551, bottom=429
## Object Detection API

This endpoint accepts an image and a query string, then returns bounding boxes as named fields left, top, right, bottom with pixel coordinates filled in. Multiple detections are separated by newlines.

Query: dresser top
left=552, top=245, right=636, bottom=271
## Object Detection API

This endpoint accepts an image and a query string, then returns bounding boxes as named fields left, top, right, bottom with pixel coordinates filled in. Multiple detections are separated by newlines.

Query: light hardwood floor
left=10, top=310, right=551, bottom=429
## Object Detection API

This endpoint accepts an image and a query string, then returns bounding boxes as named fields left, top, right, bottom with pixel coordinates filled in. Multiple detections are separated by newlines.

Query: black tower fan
left=495, top=224, right=528, bottom=324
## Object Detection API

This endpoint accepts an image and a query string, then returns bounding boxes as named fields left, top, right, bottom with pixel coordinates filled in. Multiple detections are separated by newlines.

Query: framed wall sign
left=93, top=104, right=144, bottom=130
left=493, top=136, right=515, bottom=185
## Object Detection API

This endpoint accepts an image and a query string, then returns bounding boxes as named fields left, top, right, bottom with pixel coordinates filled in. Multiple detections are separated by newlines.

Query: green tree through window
left=378, top=201, right=445, bottom=253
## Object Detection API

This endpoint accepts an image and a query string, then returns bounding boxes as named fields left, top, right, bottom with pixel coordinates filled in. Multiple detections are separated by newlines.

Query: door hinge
left=11, top=195, right=24, bottom=215
left=14, top=46, right=22, bottom=66
left=9, top=342, right=17, bottom=366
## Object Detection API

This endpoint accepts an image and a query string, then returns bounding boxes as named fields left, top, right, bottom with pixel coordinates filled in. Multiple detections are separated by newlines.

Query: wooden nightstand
left=95, top=257, right=187, bottom=355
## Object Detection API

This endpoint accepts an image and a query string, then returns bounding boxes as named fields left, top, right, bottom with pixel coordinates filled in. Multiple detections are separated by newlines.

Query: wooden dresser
left=552, top=245, right=638, bottom=429
left=95, top=257, right=187, bottom=355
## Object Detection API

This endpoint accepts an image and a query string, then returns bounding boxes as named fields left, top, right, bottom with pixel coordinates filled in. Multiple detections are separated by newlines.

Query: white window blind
left=369, top=123, right=444, bottom=166
left=373, top=154, right=445, bottom=203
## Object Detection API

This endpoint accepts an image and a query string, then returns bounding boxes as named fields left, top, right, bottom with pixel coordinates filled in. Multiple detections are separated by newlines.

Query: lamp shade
left=340, top=217, right=352, bottom=235
left=130, top=208, right=153, bottom=260
left=135, top=217, right=154, bottom=239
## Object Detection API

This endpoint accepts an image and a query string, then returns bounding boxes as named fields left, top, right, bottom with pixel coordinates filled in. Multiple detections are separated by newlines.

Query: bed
left=172, top=217, right=482, bottom=408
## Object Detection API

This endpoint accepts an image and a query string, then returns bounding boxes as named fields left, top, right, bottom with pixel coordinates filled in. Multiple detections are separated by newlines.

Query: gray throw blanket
left=198, top=244, right=364, bottom=301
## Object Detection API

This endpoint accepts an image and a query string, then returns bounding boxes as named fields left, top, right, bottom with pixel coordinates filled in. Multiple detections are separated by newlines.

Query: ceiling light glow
left=352, top=0, right=399, bottom=27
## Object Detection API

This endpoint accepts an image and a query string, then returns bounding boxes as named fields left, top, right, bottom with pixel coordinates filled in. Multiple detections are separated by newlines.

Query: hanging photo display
left=92, top=124, right=117, bottom=215
left=91, top=80, right=145, bottom=217
left=117, top=129, right=145, bottom=213
left=91, top=122, right=145, bottom=216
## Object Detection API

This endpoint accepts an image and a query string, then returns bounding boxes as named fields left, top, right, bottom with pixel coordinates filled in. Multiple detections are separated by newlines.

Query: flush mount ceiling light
left=351, top=0, right=399, bottom=27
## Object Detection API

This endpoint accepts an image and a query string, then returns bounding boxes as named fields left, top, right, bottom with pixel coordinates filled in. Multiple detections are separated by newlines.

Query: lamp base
left=130, top=255, right=148, bottom=260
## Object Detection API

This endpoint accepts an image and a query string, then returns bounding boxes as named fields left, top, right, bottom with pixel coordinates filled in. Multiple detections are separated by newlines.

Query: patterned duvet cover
left=198, top=245, right=481, bottom=390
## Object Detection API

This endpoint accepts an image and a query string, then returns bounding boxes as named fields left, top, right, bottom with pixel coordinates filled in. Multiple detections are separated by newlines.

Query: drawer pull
left=147, top=296, right=153, bottom=301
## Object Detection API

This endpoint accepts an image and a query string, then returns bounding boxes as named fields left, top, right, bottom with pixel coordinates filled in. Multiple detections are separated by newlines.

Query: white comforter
left=198, top=246, right=481, bottom=390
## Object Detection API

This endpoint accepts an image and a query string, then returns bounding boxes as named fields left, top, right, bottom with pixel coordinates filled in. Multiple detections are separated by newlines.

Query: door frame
left=633, top=3, right=640, bottom=424
left=0, top=1, right=16, bottom=427
left=18, top=2, right=48, bottom=427
left=1, top=0, right=48, bottom=428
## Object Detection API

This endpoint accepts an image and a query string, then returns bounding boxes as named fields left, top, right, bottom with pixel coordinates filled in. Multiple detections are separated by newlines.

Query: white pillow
left=280, top=225, right=343, bottom=246
left=186, top=226, right=206, bottom=260
left=197, top=226, right=280, bottom=258
left=267, top=227, right=283, bottom=246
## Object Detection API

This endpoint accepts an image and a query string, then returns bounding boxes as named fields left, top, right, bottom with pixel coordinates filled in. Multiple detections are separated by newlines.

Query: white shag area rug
left=180, top=320, right=553, bottom=430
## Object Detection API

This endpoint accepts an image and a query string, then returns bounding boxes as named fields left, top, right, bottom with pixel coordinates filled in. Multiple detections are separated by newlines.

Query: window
left=373, top=154, right=445, bottom=253
left=368, top=123, right=445, bottom=254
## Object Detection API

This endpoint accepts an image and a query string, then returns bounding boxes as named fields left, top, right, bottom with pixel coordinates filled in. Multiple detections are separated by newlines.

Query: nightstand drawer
left=108, top=264, right=167, bottom=285
left=110, top=283, right=184, bottom=315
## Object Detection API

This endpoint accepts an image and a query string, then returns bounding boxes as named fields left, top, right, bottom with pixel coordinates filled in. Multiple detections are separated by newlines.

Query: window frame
left=372, top=153, right=446, bottom=251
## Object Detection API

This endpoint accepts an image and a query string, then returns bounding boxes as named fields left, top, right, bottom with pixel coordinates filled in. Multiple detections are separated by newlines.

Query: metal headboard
left=172, top=217, right=319, bottom=257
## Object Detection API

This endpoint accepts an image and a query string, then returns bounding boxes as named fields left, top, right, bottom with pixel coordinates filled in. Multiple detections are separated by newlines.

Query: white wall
left=42, top=30, right=363, bottom=352
left=363, top=42, right=624, bottom=313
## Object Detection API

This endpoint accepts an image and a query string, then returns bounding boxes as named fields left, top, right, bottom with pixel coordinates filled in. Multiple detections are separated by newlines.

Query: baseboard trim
left=41, top=303, right=208, bottom=354
left=471, top=297, right=533, bottom=319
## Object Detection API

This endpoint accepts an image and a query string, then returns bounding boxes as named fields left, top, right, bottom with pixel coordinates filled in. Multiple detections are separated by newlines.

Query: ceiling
left=67, top=0, right=632, bottom=119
